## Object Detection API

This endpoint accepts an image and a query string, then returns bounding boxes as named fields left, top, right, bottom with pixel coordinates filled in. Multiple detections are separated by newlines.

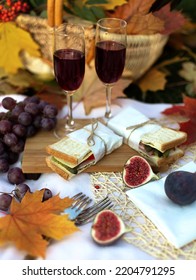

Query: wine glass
left=53, top=23, right=85, bottom=137
left=95, top=18, right=127, bottom=119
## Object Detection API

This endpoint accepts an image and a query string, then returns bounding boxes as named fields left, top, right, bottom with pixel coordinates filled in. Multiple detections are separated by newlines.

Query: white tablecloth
left=0, top=94, right=182, bottom=260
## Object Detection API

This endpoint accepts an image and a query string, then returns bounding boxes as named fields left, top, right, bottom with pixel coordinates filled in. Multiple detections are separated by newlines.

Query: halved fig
left=91, top=209, right=126, bottom=245
left=123, top=155, right=159, bottom=188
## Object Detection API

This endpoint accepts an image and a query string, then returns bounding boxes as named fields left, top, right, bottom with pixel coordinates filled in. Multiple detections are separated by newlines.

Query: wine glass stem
left=66, top=92, right=75, bottom=129
left=105, top=84, right=113, bottom=119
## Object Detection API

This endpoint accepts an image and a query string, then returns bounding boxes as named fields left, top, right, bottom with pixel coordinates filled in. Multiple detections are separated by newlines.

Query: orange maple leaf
left=0, top=191, right=78, bottom=258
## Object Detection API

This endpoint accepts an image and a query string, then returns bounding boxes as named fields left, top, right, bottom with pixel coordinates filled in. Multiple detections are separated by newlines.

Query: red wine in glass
left=95, top=18, right=127, bottom=119
left=54, top=49, right=85, bottom=91
left=95, top=40, right=126, bottom=84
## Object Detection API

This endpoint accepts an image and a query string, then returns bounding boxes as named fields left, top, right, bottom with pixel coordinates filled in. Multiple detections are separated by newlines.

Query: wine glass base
left=105, top=111, right=112, bottom=119
left=53, top=121, right=81, bottom=139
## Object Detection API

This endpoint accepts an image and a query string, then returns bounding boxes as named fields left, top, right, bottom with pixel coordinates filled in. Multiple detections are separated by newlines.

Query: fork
left=64, top=192, right=93, bottom=220
left=74, top=196, right=113, bottom=226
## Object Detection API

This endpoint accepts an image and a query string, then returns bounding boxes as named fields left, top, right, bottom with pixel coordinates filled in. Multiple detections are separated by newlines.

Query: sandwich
left=137, top=127, right=187, bottom=169
left=107, top=107, right=187, bottom=170
left=46, top=121, right=123, bottom=180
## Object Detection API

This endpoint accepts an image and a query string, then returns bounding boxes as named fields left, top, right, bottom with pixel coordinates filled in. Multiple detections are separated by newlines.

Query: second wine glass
left=95, top=18, right=127, bottom=119
left=53, top=23, right=85, bottom=137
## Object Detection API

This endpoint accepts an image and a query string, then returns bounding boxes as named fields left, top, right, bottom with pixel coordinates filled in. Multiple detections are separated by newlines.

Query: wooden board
left=22, top=119, right=138, bottom=174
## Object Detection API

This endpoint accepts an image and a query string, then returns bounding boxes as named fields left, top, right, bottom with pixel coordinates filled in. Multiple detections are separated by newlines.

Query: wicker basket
left=123, top=33, right=168, bottom=79
left=16, top=14, right=168, bottom=81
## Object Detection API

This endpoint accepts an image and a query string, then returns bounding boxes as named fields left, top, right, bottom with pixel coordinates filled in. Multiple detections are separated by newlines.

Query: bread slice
left=141, top=127, right=187, bottom=153
left=138, top=147, right=184, bottom=171
left=46, top=136, right=92, bottom=167
left=46, top=156, right=73, bottom=180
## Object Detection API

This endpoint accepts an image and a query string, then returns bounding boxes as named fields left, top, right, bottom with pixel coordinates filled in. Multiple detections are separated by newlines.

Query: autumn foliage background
left=0, top=0, right=195, bottom=142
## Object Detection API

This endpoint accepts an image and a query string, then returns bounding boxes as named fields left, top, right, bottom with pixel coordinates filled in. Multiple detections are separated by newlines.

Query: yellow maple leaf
left=0, top=22, right=40, bottom=74
left=0, top=190, right=78, bottom=258
left=138, top=68, right=167, bottom=93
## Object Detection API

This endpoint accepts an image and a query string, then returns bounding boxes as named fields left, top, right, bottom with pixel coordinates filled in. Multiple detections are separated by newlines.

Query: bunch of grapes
left=0, top=166, right=53, bottom=212
left=0, top=0, right=29, bottom=22
left=0, top=96, right=58, bottom=173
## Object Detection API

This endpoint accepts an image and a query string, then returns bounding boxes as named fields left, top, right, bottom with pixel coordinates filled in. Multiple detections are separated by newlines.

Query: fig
left=122, top=155, right=159, bottom=188
left=164, top=171, right=196, bottom=205
left=91, top=209, right=127, bottom=245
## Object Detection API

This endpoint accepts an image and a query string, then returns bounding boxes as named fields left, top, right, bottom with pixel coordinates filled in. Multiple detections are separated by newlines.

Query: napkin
left=68, top=121, right=123, bottom=163
left=126, top=161, right=196, bottom=248
left=107, top=107, right=161, bottom=150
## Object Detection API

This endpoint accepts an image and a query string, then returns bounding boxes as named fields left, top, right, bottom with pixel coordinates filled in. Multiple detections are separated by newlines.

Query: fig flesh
left=91, top=209, right=126, bottom=245
left=164, top=171, right=196, bottom=205
left=123, top=155, right=159, bottom=188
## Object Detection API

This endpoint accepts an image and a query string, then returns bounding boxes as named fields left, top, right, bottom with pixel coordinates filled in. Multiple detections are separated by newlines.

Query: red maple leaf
left=162, top=96, right=196, bottom=144
left=154, top=3, right=187, bottom=35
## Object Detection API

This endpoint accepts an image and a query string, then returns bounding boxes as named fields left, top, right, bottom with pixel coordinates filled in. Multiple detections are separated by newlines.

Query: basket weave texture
left=124, top=33, right=168, bottom=79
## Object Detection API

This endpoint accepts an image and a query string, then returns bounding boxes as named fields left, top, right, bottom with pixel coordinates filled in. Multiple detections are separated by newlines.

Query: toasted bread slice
left=141, top=127, right=187, bottom=153
left=46, top=136, right=92, bottom=167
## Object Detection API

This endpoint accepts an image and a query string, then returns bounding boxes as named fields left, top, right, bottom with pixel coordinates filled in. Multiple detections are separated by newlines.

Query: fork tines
left=74, top=196, right=113, bottom=226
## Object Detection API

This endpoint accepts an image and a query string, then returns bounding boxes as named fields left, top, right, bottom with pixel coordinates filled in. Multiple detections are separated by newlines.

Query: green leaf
left=86, top=0, right=108, bottom=5
left=90, top=6, right=106, bottom=20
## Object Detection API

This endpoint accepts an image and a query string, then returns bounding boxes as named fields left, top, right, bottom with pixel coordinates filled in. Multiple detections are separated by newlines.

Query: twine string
left=85, top=119, right=108, bottom=155
left=126, top=119, right=157, bottom=144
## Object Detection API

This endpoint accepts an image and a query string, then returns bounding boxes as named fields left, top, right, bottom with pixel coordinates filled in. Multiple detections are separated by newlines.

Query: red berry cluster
left=0, top=0, right=29, bottom=22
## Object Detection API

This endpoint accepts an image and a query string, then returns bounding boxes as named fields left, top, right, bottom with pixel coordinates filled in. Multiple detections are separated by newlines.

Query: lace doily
left=90, top=142, right=196, bottom=260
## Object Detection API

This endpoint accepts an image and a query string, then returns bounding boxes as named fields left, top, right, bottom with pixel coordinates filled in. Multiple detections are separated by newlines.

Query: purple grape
left=11, top=104, right=24, bottom=118
left=0, top=112, right=6, bottom=120
left=7, top=167, right=25, bottom=185
left=13, top=183, right=31, bottom=201
left=24, top=102, right=40, bottom=115
left=0, top=120, right=12, bottom=134
left=0, top=193, right=12, bottom=211
left=0, top=141, right=5, bottom=155
left=41, top=188, right=53, bottom=202
left=33, top=115, right=42, bottom=128
left=12, top=124, right=27, bottom=137
left=41, top=117, right=56, bottom=130
left=0, top=158, right=9, bottom=173
left=26, top=125, right=37, bottom=137
left=3, top=133, right=18, bottom=147
left=0, top=152, right=9, bottom=161
left=43, top=104, right=58, bottom=118
left=24, top=96, right=40, bottom=104
left=2, top=97, right=16, bottom=110
left=10, top=139, right=25, bottom=153
left=7, top=151, right=19, bottom=165
left=38, top=100, right=49, bottom=112
left=18, top=112, right=33, bottom=126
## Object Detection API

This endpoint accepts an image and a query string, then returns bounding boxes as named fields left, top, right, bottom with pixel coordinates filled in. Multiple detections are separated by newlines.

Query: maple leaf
left=153, top=3, right=187, bottom=35
left=0, top=191, right=78, bottom=258
left=107, top=0, right=156, bottom=21
left=178, top=62, right=196, bottom=84
left=0, top=22, right=40, bottom=74
left=162, top=96, right=196, bottom=144
left=138, top=68, right=167, bottom=93
left=127, top=13, right=164, bottom=35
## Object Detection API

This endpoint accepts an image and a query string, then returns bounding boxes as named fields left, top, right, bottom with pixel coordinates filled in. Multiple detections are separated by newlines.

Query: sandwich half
left=46, top=137, right=95, bottom=180
left=46, top=121, right=123, bottom=180
left=138, top=127, right=187, bottom=169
